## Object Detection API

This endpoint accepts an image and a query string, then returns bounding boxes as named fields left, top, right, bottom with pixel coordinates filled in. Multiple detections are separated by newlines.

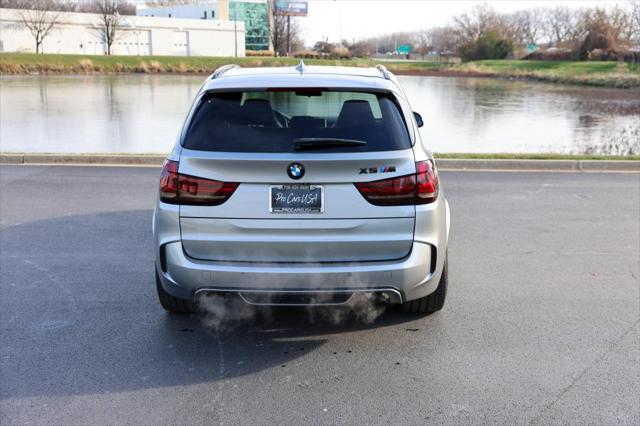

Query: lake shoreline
left=1, top=67, right=636, bottom=89
left=2, top=53, right=639, bottom=89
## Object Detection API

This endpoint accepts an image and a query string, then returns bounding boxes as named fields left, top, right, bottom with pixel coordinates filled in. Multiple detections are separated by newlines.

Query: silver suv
left=153, top=63, right=450, bottom=315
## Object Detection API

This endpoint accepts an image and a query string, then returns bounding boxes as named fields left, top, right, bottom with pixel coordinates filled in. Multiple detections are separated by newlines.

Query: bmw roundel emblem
left=287, top=162, right=305, bottom=180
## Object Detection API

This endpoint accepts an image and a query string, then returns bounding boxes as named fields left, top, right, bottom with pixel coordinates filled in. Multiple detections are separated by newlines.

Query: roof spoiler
left=210, top=64, right=239, bottom=79
left=376, top=64, right=391, bottom=80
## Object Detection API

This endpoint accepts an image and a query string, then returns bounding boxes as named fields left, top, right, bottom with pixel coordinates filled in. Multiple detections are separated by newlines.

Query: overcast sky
left=298, top=0, right=619, bottom=44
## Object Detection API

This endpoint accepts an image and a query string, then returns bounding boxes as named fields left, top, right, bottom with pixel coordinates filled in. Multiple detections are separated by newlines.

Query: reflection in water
left=1, top=75, right=199, bottom=154
left=582, top=122, right=640, bottom=155
left=1, top=74, right=638, bottom=155
left=401, top=76, right=640, bottom=155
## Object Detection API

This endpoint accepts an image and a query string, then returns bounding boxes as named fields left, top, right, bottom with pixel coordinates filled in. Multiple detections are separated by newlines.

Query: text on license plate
left=270, top=185, right=323, bottom=213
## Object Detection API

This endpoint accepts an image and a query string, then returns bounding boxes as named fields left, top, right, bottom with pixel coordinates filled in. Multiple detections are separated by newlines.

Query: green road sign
left=397, top=44, right=411, bottom=54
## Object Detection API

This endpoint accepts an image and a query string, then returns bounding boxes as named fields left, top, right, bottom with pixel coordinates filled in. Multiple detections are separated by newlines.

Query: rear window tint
left=182, top=90, right=411, bottom=153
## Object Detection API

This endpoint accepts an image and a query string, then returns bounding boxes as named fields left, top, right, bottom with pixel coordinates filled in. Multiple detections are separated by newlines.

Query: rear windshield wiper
left=293, top=138, right=367, bottom=151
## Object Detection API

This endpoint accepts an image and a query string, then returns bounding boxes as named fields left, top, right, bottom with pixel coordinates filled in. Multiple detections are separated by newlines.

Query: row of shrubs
left=0, top=59, right=204, bottom=74
left=245, top=49, right=353, bottom=60
left=0, top=57, right=317, bottom=74
left=247, top=46, right=640, bottom=63
left=245, top=50, right=274, bottom=57
left=524, top=48, right=640, bottom=63
left=294, top=52, right=353, bottom=60
left=458, top=32, right=513, bottom=61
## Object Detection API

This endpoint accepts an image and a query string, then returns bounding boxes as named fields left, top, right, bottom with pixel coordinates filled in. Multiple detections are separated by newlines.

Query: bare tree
left=631, top=0, right=640, bottom=41
left=453, top=3, right=500, bottom=42
left=269, top=8, right=288, bottom=56
left=16, top=0, right=60, bottom=54
left=543, top=6, right=574, bottom=46
left=413, top=29, right=432, bottom=59
left=609, top=4, right=633, bottom=43
left=93, top=0, right=125, bottom=55
left=430, top=25, right=460, bottom=56
left=510, top=9, right=544, bottom=45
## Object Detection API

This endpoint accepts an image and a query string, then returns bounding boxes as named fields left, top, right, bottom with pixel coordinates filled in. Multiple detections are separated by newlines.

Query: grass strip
left=2, top=53, right=639, bottom=88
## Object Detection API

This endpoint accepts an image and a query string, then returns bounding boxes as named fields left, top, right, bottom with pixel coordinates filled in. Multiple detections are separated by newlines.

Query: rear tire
left=156, top=271, right=197, bottom=314
left=400, top=256, right=447, bottom=314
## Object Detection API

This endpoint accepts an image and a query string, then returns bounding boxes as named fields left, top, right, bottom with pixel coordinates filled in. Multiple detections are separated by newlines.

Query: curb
left=435, top=159, right=578, bottom=171
left=1, top=154, right=639, bottom=172
left=0, top=154, right=165, bottom=165
left=435, top=159, right=640, bottom=172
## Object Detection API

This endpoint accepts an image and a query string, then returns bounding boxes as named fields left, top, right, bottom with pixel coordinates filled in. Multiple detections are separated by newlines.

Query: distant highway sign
left=397, top=44, right=411, bottom=54
left=274, top=0, right=308, bottom=16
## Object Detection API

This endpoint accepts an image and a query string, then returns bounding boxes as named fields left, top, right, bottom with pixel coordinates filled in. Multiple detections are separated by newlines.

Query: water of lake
left=1, top=74, right=638, bottom=155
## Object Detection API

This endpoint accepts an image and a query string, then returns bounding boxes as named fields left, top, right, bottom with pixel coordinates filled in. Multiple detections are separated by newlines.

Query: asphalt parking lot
left=1, top=165, right=638, bottom=425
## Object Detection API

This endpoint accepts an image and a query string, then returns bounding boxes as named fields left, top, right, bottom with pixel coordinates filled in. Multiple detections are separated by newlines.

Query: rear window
left=182, top=90, right=411, bottom=153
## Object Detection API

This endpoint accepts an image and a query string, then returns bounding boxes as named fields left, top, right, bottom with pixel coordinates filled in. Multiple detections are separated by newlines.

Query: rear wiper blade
left=293, top=138, right=367, bottom=151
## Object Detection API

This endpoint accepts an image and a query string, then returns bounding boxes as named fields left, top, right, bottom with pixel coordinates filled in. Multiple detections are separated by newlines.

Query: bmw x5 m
left=153, top=64, right=450, bottom=314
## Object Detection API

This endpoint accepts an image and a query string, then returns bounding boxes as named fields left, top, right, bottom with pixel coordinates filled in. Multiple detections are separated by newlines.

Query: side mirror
left=413, top=111, right=424, bottom=128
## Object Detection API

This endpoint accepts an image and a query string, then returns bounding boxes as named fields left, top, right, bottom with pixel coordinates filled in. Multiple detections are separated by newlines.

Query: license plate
left=270, top=185, right=323, bottom=213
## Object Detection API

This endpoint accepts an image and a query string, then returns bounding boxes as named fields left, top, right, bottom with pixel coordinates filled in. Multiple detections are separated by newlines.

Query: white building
left=0, top=8, right=245, bottom=56
left=137, top=2, right=220, bottom=21
left=137, top=0, right=272, bottom=52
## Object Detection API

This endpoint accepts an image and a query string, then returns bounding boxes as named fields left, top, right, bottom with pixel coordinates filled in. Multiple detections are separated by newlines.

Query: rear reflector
left=159, top=159, right=238, bottom=206
left=355, top=160, right=438, bottom=206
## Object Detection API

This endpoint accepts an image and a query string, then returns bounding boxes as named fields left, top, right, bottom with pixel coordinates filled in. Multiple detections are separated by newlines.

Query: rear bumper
left=156, top=240, right=443, bottom=304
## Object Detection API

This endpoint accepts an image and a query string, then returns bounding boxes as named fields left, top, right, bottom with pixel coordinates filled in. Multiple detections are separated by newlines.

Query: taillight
left=415, top=160, right=438, bottom=202
left=159, top=159, right=238, bottom=206
left=355, top=160, right=438, bottom=206
left=159, top=160, right=179, bottom=203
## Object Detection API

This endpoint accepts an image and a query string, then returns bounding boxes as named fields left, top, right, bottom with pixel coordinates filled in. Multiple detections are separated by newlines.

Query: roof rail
left=376, top=64, right=391, bottom=80
left=210, top=64, right=239, bottom=79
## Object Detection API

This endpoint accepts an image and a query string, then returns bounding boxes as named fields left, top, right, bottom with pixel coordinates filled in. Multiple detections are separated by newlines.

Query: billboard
left=273, top=0, right=308, bottom=16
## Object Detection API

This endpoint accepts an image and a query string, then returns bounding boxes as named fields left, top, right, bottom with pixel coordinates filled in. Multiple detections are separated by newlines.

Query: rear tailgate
left=179, top=149, right=416, bottom=262
left=177, top=88, right=416, bottom=263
